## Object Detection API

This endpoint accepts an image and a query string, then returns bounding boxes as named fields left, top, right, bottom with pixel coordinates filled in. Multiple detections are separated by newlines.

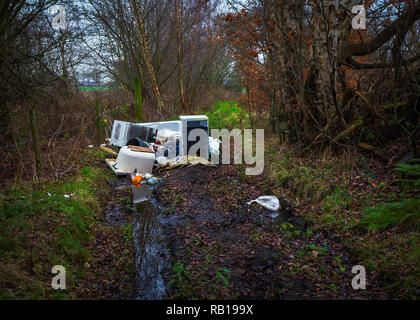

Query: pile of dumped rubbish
left=97, top=115, right=220, bottom=188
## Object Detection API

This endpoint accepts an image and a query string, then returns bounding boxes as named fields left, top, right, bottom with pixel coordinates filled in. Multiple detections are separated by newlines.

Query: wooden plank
left=127, top=145, right=155, bottom=154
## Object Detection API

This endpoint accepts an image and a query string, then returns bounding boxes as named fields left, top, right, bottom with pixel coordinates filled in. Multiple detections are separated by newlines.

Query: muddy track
left=105, top=164, right=387, bottom=299
left=154, top=165, right=387, bottom=300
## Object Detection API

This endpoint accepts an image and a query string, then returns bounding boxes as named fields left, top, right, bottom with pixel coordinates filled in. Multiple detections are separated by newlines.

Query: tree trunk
left=95, top=98, right=104, bottom=145
left=130, top=0, right=165, bottom=116
left=29, top=106, right=42, bottom=178
left=134, top=77, right=143, bottom=122
left=175, top=0, right=186, bottom=112
left=0, top=100, right=12, bottom=146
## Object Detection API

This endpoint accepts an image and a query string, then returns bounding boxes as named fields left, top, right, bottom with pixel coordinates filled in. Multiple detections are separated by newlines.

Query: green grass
left=357, top=162, right=420, bottom=231
left=0, top=166, right=107, bottom=299
left=205, top=101, right=249, bottom=130
left=359, top=198, right=420, bottom=232
left=168, top=261, right=193, bottom=298
left=357, top=233, right=420, bottom=298
left=79, top=86, right=110, bottom=92
left=119, top=224, right=133, bottom=242
left=269, top=157, right=335, bottom=203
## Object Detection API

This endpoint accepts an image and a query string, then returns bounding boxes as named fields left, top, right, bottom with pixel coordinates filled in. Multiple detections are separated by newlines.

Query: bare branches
left=85, top=0, right=222, bottom=115
left=338, top=1, right=420, bottom=66
left=220, top=0, right=420, bottom=152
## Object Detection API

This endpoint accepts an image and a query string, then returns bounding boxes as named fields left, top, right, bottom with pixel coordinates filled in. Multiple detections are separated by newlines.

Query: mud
left=154, top=165, right=386, bottom=299
left=106, top=165, right=386, bottom=300
left=106, top=176, right=170, bottom=299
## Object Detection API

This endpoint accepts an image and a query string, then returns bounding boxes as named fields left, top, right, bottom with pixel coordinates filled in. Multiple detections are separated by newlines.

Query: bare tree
left=0, top=1, right=86, bottom=146
left=84, top=0, right=222, bottom=118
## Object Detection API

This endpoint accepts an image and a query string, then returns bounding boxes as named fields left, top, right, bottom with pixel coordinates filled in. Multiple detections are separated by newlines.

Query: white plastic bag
left=247, top=196, right=280, bottom=211
left=156, top=156, right=168, bottom=166
left=209, top=137, right=221, bottom=155
left=144, top=173, right=153, bottom=180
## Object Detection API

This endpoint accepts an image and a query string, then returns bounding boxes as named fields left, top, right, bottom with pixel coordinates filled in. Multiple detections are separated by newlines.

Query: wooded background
left=0, top=0, right=419, bottom=183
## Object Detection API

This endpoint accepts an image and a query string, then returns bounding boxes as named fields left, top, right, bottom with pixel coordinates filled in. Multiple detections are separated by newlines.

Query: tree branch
left=338, top=1, right=420, bottom=64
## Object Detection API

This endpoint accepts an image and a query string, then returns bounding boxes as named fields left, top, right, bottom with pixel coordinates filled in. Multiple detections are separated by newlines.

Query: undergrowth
left=0, top=155, right=111, bottom=299
left=205, top=101, right=249, bottom=130
left=265, top=139, right=420, bottom=298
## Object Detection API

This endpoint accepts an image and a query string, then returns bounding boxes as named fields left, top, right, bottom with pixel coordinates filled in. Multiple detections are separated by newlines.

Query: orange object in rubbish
left=131, top=175, right=143, bottom=185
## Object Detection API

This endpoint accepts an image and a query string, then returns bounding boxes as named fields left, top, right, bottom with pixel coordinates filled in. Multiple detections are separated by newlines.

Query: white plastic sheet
left=157, top=129, right=180, bottom=142
left=247, top=196, right=280, bottom=211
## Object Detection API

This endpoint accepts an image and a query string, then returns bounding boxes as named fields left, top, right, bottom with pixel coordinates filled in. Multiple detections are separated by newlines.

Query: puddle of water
left=107, top=177, right=131, bottom=191
left=132, top=186, right=169, bottom=300
left=105, top=203, right=134, bottom=226
left=131, top=184, right=153, bottom=204
left=106, top=177, right=170, bottom=300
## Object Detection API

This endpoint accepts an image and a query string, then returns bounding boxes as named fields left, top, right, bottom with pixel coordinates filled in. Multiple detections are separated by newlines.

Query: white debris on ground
left=247, top=196, right=280, bottom=212
left=209, top=137, right=221, bottom=156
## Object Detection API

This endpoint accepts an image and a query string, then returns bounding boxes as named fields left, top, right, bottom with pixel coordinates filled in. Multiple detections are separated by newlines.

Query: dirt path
left=154, top=164, right=387, bottom=300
